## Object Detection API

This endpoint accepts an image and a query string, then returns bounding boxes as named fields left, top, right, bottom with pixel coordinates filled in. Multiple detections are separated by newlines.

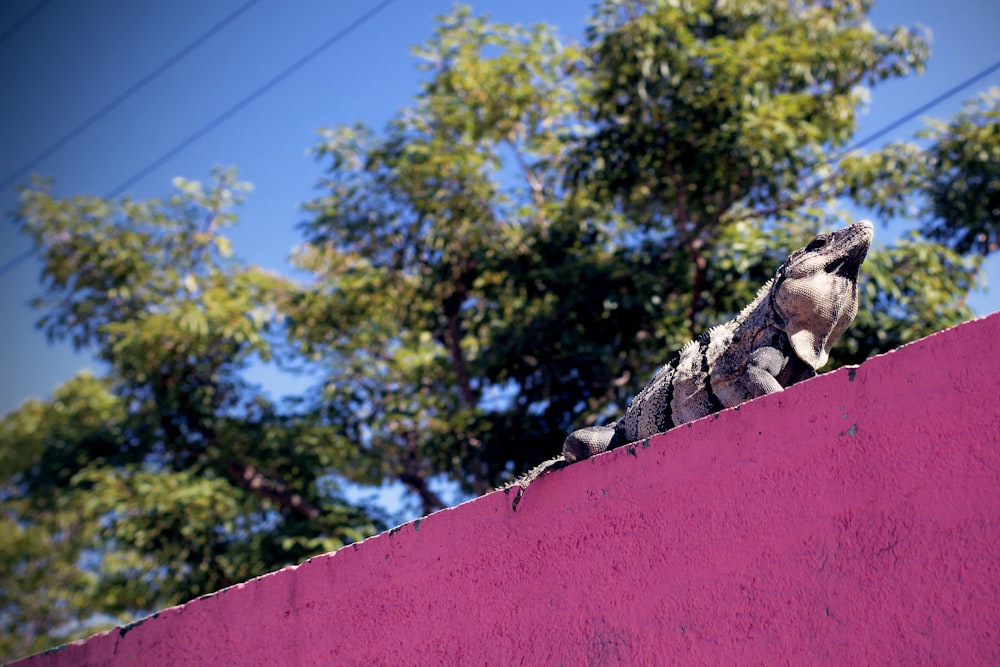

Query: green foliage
left=2, top=1, right=995, bottom=660
left=2, top=170, right=384, bottom=661
left=839, top=89, right=1000, bottom=256
left=920, top=89, right=1000, bottom=254
left=575, top=0, right=927, bottom=229
left=842, top=237, right=980, bottom=363
left=289, top=0, right=976, bottom=506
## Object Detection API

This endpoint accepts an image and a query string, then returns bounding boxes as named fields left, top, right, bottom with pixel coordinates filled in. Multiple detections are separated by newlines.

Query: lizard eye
left=805, top=236, right=828, bottom=252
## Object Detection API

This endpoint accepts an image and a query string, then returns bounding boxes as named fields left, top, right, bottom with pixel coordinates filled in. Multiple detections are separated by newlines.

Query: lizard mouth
left=824, top=245, right=867, bottom=278
left=823, top=221, right=873, bottom=278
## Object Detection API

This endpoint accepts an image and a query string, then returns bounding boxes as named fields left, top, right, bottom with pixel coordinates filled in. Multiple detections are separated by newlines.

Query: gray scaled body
left=510, top=220, right=874, bottom=509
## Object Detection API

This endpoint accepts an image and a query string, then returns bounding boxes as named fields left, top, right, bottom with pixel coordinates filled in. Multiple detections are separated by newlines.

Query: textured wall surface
left=16, top=313, right=1000, bottom=666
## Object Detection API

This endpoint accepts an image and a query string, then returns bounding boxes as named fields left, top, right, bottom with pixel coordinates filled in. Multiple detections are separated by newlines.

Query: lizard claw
left=510, top=484, right=525, bottom=512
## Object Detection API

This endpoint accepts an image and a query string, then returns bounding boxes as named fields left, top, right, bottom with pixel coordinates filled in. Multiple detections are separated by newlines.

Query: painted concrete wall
left=17, top=313, right=1000, bottom=666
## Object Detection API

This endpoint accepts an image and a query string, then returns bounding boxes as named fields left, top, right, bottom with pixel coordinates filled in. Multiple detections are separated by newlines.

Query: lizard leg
left=563, top=424, right=618, bottom=461
left=507, top=424, right=617, bottom=511
left=744, top=346, right=787, bottom=396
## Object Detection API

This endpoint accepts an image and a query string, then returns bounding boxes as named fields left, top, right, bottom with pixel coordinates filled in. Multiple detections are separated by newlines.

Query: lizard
left=508, top=219, right=874, bottom=510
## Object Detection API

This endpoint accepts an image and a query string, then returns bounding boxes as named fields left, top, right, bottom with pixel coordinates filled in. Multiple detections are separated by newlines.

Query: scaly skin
left=509, top=220, right=873, bottom=510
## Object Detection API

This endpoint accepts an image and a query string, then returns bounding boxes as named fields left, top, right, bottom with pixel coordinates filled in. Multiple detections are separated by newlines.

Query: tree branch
left=512, top=143, right=546, bottom=221
left=441, top=257, right=479, bottom=407
left=399, top=433, right=446, bottom=515
left=729, top=191, right=828, bottom=224
left=227, top=460, right=321, bottom=522
left=653, top=110, right=709, bottom=337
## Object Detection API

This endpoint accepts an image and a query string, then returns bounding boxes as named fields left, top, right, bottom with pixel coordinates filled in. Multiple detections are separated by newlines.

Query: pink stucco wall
left=16, top=313, right=1000, bottom=666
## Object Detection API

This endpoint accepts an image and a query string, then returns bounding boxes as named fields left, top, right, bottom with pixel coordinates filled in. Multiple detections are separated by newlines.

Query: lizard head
left=772, top=220, right=874, bottom=370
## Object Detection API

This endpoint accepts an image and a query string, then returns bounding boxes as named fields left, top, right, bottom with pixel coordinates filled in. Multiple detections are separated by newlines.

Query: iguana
left=509, top=220, right=873, bottom=510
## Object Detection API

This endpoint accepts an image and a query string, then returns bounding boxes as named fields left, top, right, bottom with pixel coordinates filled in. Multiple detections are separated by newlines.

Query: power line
left=0, top=248, right=32, bottom=277
left=0, top=0, right=54, bottom=47
left=0, top=0, right=262, bottom=192
left=0, top=0, right=399, bottom=280
left=845, top=57, right=1000, bottom=153
left=106, top=0, right=400, bottom=198
left=0, top=36, right=995, bottom=280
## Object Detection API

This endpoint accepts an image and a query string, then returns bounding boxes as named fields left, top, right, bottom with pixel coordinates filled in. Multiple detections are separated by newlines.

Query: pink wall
left=17, top=313, right=1000, bottom=666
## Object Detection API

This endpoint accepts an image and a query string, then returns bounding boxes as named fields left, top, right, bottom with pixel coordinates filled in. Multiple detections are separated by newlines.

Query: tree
left=920, top=89, right=1000, bottom=255
left=288, top=0, right=981, bottom=505
left=2, top=169, right=383, bottom=660
left=2, top=1, right=994, bottom=659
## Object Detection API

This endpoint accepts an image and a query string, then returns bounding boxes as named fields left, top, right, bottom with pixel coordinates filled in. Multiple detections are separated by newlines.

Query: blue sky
left=1, top=0, right=999, bottom=418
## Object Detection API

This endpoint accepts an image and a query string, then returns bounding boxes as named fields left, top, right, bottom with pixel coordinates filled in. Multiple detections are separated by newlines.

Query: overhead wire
left=0, top=25, right=996, bottom=279
left=0, top=0, right=54, bottom=47
left=104, top=0, right=399, bottom=198
left=0, top=248, right=32, bottom=277
left=843, top=57, right=1000, bottom=154
left=2, top=0, right=399, bottom=276
left=0, top=0, right=262, bottom=192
